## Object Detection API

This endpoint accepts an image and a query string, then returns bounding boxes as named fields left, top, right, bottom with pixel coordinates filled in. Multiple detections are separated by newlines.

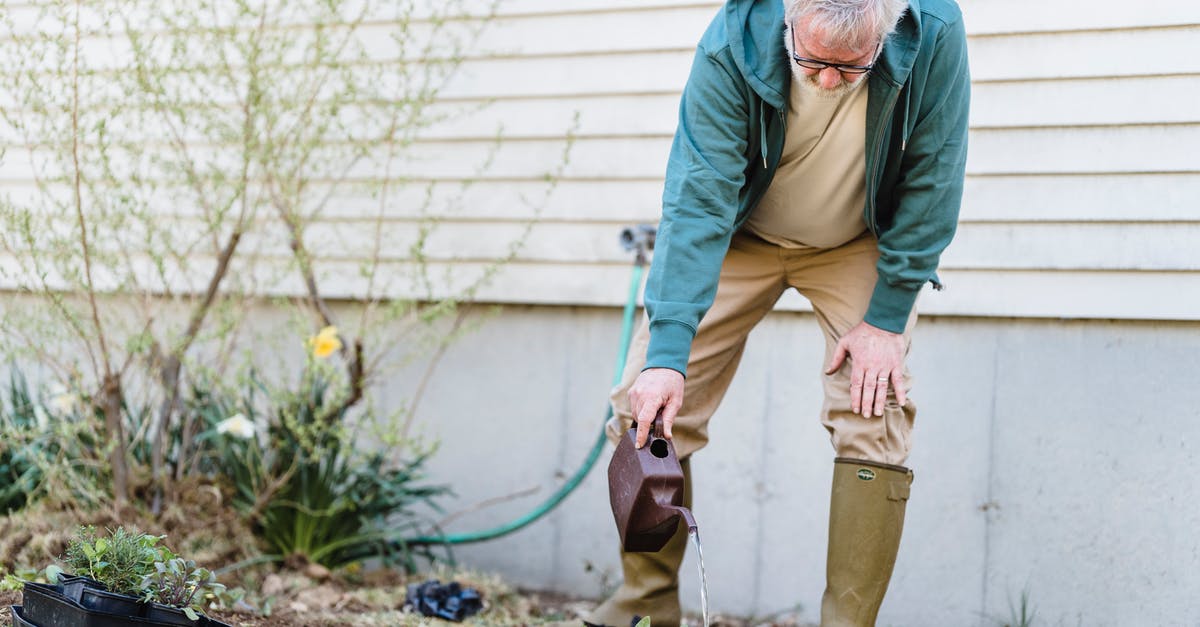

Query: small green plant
left=1, top=565, right=64, bottom=592
left=0, top=370, right=43, bottom=513
left=141, top=557, right=226, bottom=620
left=58, top=526, right=227, bottom=620
left=0, top=566, right=21, bottom=592
left=994, top=587, right=1037, bottom=627
left=635, top=617, right=652, bottom=627
left=62, top=526, right=167, bottom=596
left=194, top=369, right=450, bottom=572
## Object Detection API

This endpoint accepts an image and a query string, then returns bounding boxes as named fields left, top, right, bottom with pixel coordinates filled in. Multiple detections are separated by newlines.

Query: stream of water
left=688, top=528, right=710, bottom=627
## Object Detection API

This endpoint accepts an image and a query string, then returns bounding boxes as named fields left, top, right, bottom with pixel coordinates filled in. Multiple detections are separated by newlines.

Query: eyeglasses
left=788, top=23, right=879, bottom=75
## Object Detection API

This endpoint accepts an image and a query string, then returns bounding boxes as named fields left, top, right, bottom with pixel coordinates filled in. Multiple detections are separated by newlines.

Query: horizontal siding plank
left=482, top=0, right=721, bottom=17
left=343, top=137, right=672, bottom=180
left=307, top=180, right=666, bottom=222
left=961, top=174, right=1200, bottom=222
left=4, top=1, right=719, bottom=31
left=442, top=52, right=695, bottom=99
left=0, top=179, right=667, bottom=222
left=968, top=26, right=1200, bottom=82
left=960, top=0, right=1200, bottom=35
left=970, top=76, right=1200, bottom=128
left=966, top=125, right=1200, bottom=175
left=423, top=95, right=680, bottom=140
left=921, top=269, right=1200, bottom=320
left=940, top=223, right=1200, bottom=271
left=467, top=7, right=714, bottom=57
left=0, top=137, right=671, bottom=182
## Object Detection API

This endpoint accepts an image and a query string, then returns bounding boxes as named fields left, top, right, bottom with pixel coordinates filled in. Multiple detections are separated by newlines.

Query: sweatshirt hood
left=723, top=0, right=924, bottom=109
left=724, top=0, right=789, bottom=109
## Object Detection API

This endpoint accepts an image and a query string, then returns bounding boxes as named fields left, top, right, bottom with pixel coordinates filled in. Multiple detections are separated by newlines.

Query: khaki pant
left=607, top=230, right=917, bottom=465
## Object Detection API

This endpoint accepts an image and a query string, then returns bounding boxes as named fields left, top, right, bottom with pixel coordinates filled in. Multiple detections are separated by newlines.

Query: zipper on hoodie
left=866, top=85, right=901, bottom=237
left=759, top=105, right=786, bottom=169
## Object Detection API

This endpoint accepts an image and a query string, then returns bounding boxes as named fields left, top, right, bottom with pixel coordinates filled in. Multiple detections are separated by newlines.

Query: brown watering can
left=608, top=416, right=698, bottom=552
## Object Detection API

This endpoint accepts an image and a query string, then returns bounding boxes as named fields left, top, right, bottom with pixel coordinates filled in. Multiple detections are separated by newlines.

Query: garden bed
left=0, top=502, right=813, bottom=626
left=3, top=579, right=813, bottom=626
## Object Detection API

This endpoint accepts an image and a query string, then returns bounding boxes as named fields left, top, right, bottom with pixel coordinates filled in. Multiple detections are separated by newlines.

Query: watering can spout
left=607, top=417, right=697, bottom=552
left=671, top=505, right=698, bottom=535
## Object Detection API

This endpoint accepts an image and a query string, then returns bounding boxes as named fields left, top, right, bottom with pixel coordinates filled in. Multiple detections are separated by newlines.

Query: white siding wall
left=2, top=1, right=1197, bottom=320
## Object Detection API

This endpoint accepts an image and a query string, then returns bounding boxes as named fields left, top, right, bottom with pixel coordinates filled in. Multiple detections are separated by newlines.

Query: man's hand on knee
left=825, top=321, right=908, bottom=418
left=627, top=367, right=684, bottom=448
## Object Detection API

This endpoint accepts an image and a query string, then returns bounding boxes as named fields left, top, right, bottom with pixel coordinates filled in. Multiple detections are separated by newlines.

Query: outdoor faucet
left=619, top=224, right=657, bottom=266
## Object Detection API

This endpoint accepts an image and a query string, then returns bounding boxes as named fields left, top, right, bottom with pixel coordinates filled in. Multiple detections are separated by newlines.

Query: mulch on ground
left=2, top=584, right=814, bottom=626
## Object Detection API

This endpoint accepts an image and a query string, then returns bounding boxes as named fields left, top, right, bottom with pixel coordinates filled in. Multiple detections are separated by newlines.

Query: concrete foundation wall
left=402, top=305, right=1200, bottom=626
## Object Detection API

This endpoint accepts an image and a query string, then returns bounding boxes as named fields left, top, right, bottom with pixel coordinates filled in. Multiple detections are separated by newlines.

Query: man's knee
left=826, top=399, right=916, bottom=466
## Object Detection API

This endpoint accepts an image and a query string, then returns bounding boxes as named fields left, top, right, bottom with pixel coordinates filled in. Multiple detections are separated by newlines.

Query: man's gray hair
left=785, top=0, right=909, bottom=49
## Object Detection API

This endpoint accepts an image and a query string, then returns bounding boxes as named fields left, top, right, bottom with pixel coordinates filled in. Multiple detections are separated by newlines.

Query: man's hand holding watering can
left=627, top=368, right=685, bottom=448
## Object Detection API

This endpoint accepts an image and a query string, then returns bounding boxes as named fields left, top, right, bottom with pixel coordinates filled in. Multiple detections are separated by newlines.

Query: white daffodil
left=47, top=383, right=78, bottom=416
left=216, top=413, right=255, bottom=440
left=34, top=405, right=50, bottom=431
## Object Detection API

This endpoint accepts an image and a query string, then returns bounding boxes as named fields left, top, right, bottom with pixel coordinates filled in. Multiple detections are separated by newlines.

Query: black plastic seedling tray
left=143, top=603, right=206, bottom=626
left=11, top=606, right=37, bottom=627
left=60, top=576, right=146, bottom=616
left=21, top=581, right=233, bottom=627
left=23, top=582, right=162, bottom=627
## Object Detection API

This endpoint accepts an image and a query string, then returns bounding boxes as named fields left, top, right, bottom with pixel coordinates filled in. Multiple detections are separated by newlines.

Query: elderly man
left=583, top=0, right=969, bottom=625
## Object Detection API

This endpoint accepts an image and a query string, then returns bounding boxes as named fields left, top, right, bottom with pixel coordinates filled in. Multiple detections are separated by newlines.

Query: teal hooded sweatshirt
left=644, top=0, right=971, bottom=376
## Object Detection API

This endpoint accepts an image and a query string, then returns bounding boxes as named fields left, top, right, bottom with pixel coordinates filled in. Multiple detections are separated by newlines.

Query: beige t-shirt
left=744, top=76, right=869, bottom=249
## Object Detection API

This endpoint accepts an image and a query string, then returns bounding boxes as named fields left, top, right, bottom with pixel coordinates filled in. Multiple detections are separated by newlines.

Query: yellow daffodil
left=308, top=325, right=343, bottom=359
left=216, top=413, right=255, bottom=440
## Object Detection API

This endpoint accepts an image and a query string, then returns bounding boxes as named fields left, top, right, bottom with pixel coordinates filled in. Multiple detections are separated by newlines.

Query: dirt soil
left=0, top=492, right=812, bottom=627
left=2, top=581, right=813, bottom=626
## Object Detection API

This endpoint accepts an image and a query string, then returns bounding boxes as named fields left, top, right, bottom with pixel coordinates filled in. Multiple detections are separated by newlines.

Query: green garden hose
left=404, top=259, right=645, bottom=546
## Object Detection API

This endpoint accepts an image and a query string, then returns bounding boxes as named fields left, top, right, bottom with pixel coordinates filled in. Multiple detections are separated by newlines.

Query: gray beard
left=792, top=69, right=863, bottom=100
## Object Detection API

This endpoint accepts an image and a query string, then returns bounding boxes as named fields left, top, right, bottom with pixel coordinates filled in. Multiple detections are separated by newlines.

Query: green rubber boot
left=820, top=458, right=913, bottom=627
left=583, top=458, right=691, bottom=627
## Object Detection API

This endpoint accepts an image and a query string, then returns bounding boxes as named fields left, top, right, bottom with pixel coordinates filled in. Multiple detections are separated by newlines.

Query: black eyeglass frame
left=787, top=22, right=880, bottom=75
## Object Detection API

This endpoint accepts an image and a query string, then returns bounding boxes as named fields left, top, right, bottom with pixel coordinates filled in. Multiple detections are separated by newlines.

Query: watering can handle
left=629, top=414, right=666, bottom=440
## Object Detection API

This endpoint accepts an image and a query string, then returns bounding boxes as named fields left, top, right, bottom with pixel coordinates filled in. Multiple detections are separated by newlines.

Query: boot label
left=856, top=468, right=876, bottom=481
